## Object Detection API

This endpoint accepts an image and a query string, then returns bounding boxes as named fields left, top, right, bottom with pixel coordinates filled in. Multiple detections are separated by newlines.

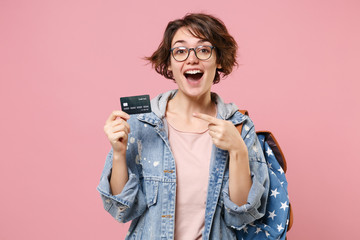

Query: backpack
left=235, top=110, right=293, bottom=240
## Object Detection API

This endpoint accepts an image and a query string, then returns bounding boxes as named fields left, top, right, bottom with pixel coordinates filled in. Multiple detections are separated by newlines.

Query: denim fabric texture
left=97, top=90, right=269, bottom=240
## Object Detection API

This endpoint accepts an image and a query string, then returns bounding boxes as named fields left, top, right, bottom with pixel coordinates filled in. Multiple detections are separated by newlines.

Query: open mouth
left=184, top=69, right=204, bottom=81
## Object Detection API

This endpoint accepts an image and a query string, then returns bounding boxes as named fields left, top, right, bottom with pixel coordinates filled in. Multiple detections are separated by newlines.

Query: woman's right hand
left=104, top=110, right=131, bottom=154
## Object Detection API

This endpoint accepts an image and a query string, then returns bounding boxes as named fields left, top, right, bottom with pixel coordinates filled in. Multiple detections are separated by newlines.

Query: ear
left=217, top=63, right=222, bottom=69
left=168, top=65, right=172, bottom=71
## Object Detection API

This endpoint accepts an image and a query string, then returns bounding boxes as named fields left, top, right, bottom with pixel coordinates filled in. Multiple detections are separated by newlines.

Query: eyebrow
left=172, top=39, right=210, bottom=47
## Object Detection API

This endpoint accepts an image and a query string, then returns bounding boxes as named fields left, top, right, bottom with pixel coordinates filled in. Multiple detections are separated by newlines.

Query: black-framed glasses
left=170, top=45, right=215, bottom=62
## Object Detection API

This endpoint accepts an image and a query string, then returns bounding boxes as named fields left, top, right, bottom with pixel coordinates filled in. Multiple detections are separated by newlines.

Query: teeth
left=185, top=70, right=203, bottom=74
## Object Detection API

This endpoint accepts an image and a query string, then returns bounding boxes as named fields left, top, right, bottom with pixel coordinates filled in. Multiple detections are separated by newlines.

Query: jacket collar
left=137, top=89, right=246, bottom=126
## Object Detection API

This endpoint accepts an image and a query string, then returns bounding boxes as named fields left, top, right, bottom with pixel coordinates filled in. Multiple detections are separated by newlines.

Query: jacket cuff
left=97, top=170, right=140, bottom=210
left=222, top=175, right=266, bottom=229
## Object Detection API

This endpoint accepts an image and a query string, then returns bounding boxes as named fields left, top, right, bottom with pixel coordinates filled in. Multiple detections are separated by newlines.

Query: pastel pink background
left=1, top=0, right=359, bottom=239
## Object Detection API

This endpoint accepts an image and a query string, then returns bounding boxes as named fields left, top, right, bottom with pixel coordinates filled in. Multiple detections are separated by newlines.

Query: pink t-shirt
left=167, top=121, right=213, bottom=240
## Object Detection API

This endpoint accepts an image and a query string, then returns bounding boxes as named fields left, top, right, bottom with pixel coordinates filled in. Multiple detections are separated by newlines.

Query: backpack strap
left=238, top=110, right=249, bottom=116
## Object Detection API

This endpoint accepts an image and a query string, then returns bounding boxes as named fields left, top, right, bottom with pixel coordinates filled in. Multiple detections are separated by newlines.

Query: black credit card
left=120, top=95, right=152, bottom=115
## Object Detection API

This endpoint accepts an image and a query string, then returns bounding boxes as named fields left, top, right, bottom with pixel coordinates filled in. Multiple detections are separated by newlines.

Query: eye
left=174, top=47, right=187, bottom=55
left=197, top=46, right=211, bottom=53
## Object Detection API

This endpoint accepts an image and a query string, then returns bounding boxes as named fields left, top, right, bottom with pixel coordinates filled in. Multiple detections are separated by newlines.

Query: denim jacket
left=97, top=90, right=269, bottom=240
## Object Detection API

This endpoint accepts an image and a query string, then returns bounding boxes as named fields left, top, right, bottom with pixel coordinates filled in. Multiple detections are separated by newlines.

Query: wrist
left=112, top=150, right=126, bottom=162
left=229, top=148, right=248, bottom=161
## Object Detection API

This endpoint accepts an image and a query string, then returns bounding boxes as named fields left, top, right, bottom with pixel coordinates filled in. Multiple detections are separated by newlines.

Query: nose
left=186, top=49, right=199, bottom=64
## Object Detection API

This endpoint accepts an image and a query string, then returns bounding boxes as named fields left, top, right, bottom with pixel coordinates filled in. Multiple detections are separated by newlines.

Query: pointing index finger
left=193, top=112, right=219, bottom=124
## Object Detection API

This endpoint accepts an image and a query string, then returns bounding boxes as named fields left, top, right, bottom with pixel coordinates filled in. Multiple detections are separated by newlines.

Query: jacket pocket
left=143, top=179, right=159, bottom=207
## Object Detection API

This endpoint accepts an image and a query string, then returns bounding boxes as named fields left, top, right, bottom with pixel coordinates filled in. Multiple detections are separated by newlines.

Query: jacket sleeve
left=96, top=148, right=147, bottom=223
left=222, top=117, right=270, bottom=230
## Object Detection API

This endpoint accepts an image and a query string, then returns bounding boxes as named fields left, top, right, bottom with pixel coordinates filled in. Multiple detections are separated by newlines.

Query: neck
left=167, top=90, right=216, bottom=117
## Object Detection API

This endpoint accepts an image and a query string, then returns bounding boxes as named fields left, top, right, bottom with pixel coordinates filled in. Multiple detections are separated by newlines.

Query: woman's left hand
left=193, top=113, right=248, bottom=155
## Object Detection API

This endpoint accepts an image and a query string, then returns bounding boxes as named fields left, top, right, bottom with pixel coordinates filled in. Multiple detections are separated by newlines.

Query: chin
left=175, top=74, right=213, bottom=97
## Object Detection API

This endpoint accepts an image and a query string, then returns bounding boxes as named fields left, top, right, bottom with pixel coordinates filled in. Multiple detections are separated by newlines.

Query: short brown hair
left=145, top=13, right=238, bottom=84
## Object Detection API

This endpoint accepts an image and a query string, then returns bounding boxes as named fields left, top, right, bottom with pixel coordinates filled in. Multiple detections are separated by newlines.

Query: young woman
left=98, top=13, right=269, bottom=240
